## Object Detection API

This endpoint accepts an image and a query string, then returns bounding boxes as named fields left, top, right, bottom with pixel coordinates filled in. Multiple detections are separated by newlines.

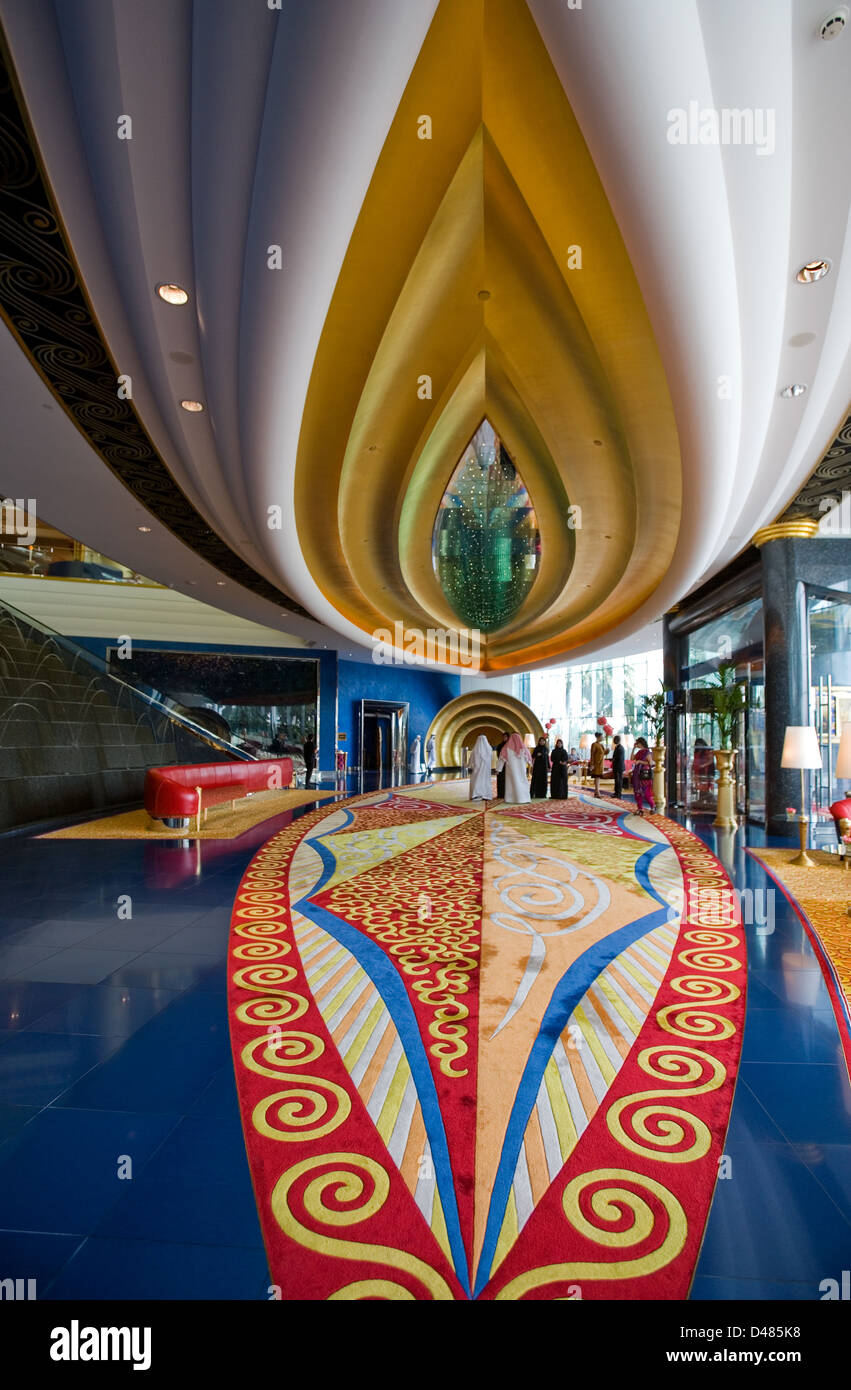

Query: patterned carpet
left=227, top=786, right=746, bottom=1300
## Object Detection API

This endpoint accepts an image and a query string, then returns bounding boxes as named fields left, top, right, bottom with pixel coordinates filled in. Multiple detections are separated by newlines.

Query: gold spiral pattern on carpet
left=271, top=1155, right=455, bottom=1301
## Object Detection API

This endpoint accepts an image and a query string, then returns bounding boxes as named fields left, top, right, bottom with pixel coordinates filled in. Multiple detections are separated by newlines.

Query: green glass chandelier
left=432, top=420, right=540, bottom=633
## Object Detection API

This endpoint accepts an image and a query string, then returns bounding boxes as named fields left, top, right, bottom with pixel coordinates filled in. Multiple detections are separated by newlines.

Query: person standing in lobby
left=530, top=736, right=550, bottom=798
left=425, top=733, right=437, bottom=776
left=303, top=732, right=316, bottom=787
left=611, top=734, right=625, bottom=801
left=631, top=737, right=655, bottom=816
left=550, top=738, right=569, bottom=799
left=469, top=734, right=493, bottom=801
left=589, top=731, right=606, bottom=797
left=495, top=731, right=510, bottom=799
left=497, top=733, right=531, bottom=804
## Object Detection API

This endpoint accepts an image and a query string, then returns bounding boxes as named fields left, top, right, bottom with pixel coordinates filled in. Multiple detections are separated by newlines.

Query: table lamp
left=781, top=725, right=822, bottom=867
left=579, top=733, right=592, bottom=786
left=836, top=726, right=851, bottom=781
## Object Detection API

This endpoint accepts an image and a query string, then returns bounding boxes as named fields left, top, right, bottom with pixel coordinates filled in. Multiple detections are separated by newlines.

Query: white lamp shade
left=780, top=725, right=822, bottom=770
left=836, top=726, right=851, bottom=780
left=579, top=734, right=592, bottom=751
left=524, top=733, right=536, bottom=748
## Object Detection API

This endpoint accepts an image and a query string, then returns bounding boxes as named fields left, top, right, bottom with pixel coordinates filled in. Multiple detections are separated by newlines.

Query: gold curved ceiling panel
left=426, top=691, right=545, bottom=766
left=295, top=0, right=681, bottom=671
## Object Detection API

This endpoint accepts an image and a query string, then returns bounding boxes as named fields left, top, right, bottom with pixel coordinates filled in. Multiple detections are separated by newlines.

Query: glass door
left=807, top=587, right=851, bottom=819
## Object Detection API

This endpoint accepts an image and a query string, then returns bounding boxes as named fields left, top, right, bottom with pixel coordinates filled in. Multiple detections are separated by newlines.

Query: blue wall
left=336, top=659, right=460, bottom=766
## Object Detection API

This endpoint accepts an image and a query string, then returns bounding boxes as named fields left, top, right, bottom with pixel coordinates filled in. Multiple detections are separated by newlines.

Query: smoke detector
left=819, top=7, right=848, bottom=38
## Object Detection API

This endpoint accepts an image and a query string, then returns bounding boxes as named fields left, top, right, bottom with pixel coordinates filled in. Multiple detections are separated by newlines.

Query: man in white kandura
left=497, top=732, right=531, bottom=804
left=425, top=734, right=436, bottom=775
left=469, top=734, right=494, bottom=801
left=408, top=735, right=423, bottom=777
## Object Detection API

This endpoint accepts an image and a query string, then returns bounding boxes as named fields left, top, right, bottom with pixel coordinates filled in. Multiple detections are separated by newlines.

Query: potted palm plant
left=705, top=663, right=746, bottom=830
left=638, top=684, right=668, bottom=811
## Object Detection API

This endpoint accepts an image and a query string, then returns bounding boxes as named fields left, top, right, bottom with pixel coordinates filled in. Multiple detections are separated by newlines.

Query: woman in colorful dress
left=631, top=736, right=655, bottom=816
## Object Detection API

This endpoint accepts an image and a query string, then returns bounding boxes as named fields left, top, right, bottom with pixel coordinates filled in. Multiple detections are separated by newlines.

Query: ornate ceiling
left=0, top=0, right=849, bottom=671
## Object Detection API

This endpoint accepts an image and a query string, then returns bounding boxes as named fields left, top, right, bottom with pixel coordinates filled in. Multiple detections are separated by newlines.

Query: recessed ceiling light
left=180, top=399, right=204, bottom=412
left=477, top=290, right=491, bottom=301
left=137, top=525, right=151, bottom=533
left=593, top=439, right=603, bottom=447
left=789, top=332, right=817, bottom=347
left=780, top=383, right=807, bottom=398
left=215, top=580, right=226, bottom=586
left=169, top=349, right=194, bottom=365
left=796, top=259, right=831, bottom=283
left=819, top=7, right=848, bottom=40
left=156, top=282, right=189, bottom=305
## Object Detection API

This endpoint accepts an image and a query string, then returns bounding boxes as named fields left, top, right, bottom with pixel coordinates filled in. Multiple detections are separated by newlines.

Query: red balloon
left=597, top=715, right=606, bottom=726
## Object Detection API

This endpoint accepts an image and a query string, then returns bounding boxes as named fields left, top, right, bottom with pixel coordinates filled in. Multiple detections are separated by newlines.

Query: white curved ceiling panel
left=0, top=0, right=848, bottom=672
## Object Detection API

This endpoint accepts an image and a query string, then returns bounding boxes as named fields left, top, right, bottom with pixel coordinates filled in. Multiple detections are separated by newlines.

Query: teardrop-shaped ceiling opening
left=432, top=420, right=540, bottom=633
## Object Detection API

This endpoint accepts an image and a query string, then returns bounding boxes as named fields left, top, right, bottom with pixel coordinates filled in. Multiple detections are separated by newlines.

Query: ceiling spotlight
left=137, top=525, right=151, bottom=533
left=215, top=580, right=226, bottom=586
left=780, top=383, right=807, bottom=398
left=796, top=259, right=831, bottom=283
left=477, top=290, right=491, bottom=301
left=180, top=399, right=204, bottom=412
left=156, top=283, right=189, bottom=305
left=819, top=7, right=848, bottom=39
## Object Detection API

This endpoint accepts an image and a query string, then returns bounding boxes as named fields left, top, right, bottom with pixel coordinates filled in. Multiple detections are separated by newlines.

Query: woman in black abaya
left=495, top=732, right=510, bottom=799
left=530, top=736, right=550, bottom=798
left=550, top=738, right=569, bottom=799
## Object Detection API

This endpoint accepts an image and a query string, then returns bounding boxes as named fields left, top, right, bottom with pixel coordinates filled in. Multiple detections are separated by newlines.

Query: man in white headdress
left=496, top=733, right=531, bottom=804
left=469, top=734, right=494, bottom=800
left=408, top=735, right=423, bottom=777
left=425, top=733, right=437, bottom=775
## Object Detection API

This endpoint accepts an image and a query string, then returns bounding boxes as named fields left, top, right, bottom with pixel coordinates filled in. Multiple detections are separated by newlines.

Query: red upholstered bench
left=144, top=759, right=293, bottom=830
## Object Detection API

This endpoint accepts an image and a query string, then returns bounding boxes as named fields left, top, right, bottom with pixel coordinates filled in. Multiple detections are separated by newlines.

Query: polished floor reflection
left=0, top=785, right=849, bottom=1299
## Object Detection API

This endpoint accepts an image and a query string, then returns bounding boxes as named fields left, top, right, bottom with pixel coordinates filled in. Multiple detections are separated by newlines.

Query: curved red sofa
left=830, top=798, right=851, bottom=840
left=144, top=759, right=293, bottom=824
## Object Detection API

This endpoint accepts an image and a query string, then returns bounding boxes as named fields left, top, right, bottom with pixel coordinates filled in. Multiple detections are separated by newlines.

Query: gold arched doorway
left=426, top=692, right=544, bottom=767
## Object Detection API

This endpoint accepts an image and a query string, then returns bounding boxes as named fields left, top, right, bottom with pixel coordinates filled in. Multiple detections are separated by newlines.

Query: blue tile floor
left=0, top=790, right=850, bottom=1299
